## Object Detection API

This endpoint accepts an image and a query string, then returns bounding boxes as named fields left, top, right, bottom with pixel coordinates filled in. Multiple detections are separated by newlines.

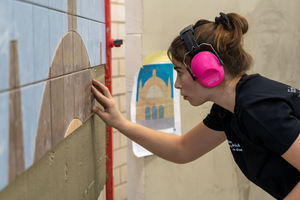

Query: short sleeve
left=203, top=103, right=226, bottom=131
left=241, top=100, right=300, bottom=155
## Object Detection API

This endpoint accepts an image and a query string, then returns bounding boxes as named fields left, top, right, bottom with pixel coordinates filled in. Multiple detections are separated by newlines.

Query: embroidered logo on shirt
left=287, top=86, right=300, bottom=97
left=288, top=86, right=297, bottom=93
left=228, top=141, right=243, bottom=152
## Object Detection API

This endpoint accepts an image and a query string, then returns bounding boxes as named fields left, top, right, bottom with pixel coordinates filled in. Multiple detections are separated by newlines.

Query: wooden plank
left=63, top=74, right=75, bottom=135
left=9, top=41, right=20, bottom=89
left=67, top=0, right=76, bottom=15
left=68, top=15, right=77, bottom=32
left=73, top=32, right=82, bottom=72
left=82, top=70, right=93, bottom=122
left=62, top=32, right=74, bottom=74
left=8, top=40, right=25, bottom=183
left=74, top=72, right=84, bottom=122
left=51, top=77, right=64, bottom=148
left=9, top=89, right=25, bottom=183
left=50, top=41, right=63, bottom=78
left=82, top=39, right=90, bottom=69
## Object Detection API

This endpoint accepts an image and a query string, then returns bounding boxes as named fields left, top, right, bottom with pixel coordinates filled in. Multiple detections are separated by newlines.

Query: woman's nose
left=174, top=77, right=182, bottom=89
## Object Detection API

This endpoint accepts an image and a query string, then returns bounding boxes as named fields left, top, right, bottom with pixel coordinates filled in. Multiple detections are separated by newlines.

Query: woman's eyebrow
left=173, top=66, right=182, bottom=70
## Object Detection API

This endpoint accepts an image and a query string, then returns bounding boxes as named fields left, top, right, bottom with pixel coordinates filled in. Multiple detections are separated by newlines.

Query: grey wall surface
left=126, top=0, right=300, bottom=199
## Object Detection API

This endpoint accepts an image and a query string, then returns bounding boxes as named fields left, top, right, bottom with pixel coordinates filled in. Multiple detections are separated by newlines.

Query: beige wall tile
left=113, top=147, right=127, bottom=168
left=112, top=44, right=125, bottom=59
left=111, top=4, right=125, bottom=22
left=112, top=59, right=119, bottom=77
left=112, top=77, right=126, bottom=95
left=113, top=132, right=120, bottom=150
left=118, top=24, right=126, bottom=40
left=115, top=183, right=127, bottom=200
left=119, top=94, right=126, bottom=112
left=111, top=23, right=119, bottom=40
left=119, top=59, right=126, bottom=76
left=113, top=168, right=121, bottom=186
left=120, top=134, right=127, bottom=148
left=121, top=165, right=127, bottom=183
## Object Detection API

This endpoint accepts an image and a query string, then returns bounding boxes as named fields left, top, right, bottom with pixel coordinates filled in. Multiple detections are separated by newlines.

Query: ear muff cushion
left=191, top=51, right=224, bottom=87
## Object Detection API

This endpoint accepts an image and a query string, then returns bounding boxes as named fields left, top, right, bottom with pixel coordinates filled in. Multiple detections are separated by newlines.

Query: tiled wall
left=0, top=0, right=106, bottom=191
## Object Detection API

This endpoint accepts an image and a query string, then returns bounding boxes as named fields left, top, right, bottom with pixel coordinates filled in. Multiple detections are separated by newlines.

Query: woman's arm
left=282, top=134, right=300, bottom=200
left=91, top=79, right=226, bottom=163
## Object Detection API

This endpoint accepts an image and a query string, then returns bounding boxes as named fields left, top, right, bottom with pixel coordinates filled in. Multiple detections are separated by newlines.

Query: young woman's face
left=172, top=58, right=214, bottom=106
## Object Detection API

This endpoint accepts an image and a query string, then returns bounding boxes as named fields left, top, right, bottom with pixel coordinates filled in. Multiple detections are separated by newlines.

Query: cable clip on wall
left=110, top=39, right=123, bottom=48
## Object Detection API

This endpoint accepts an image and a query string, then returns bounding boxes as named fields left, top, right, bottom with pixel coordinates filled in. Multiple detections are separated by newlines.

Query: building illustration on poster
left=131, top=51, right=181, bottom=157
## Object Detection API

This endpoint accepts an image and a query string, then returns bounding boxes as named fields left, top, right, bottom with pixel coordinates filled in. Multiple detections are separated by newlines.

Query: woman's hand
left=91, top=79, right=126, bottom=129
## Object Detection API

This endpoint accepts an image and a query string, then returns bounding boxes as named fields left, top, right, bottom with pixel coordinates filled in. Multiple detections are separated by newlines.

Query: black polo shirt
left=203, top=74, right=300, bottom=199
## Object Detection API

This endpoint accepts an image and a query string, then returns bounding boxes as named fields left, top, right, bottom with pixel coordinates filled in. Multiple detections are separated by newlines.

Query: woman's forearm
left=117, top=119, right=184, bottom=163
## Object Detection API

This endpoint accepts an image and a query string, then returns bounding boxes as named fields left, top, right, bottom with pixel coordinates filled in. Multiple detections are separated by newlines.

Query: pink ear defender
left=191, top=51, right=224, bottom=87
left=180, top=25, right=225, bottom=87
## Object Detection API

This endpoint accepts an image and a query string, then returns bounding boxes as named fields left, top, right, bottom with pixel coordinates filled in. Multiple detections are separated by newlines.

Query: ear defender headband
left=180, top=24, right=225, bottom=87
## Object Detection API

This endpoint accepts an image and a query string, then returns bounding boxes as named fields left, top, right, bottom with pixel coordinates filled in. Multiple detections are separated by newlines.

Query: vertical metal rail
left=105, top=0, right=114, bottom=199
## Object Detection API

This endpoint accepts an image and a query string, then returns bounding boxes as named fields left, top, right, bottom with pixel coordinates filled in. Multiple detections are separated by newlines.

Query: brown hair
left=167, top=13, right=253, bottom=78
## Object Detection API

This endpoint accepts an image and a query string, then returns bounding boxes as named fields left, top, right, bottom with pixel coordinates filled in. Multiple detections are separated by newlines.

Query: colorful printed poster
left=131, top=51, right=181, bottom=157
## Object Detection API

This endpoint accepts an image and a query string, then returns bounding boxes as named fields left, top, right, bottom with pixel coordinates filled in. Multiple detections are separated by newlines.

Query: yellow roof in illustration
left=141, top=51, right=171, bottom=67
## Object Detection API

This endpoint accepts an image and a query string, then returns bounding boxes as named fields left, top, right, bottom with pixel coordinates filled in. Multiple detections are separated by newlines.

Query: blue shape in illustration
left=0, top=0, right=12, bottom=92
left=94, top=0, right=105, bottom=23
left=89, top=21, right=106, bottom=67
left=13, top=1, right=34, bottom=86
left=77, top=16, right=89, bottom=61
left=0, top=92, right=9, bottom=191
left=34, top=6, right=50, bottom=81
left=50, top=0, right=67, bottom=13
left=89, top=20, right=99, bottom=67
left=152, top=106, right=158, bottom=119
left=23, top=0, right=49, bottom=7
left=77, top=0, right=105, bottom=22
left=159, top=105, right=164, bottom=119
left=49, top=10, right=68, bottom=62
left=145, top=107, right=151, bottom=120
left=78, top=16, right=106, bottom=68
left=21, top=82, right=45, bottom=169
left=136, top=63, right=174, bottom=101
left=100, top=23, right=106, bottom=64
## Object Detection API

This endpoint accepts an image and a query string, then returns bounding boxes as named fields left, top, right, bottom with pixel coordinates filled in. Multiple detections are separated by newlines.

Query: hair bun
left=226, top=13, right=249, bottom=35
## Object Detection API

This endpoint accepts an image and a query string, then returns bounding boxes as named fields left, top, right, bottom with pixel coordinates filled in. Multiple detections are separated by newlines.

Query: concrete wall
left=126, top=0, right=300, bottom=199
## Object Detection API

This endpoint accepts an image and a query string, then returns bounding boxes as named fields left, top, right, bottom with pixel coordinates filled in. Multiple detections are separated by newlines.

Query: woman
left=91, top=13, right=300, bottom=199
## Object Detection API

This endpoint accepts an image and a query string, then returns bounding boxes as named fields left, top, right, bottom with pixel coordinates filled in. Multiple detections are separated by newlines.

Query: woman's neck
left=211, top=75, right=243, bottom=113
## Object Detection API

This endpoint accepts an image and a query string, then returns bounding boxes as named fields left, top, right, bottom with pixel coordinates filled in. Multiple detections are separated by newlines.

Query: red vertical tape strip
left=105, top=0, right=114, bottom=199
